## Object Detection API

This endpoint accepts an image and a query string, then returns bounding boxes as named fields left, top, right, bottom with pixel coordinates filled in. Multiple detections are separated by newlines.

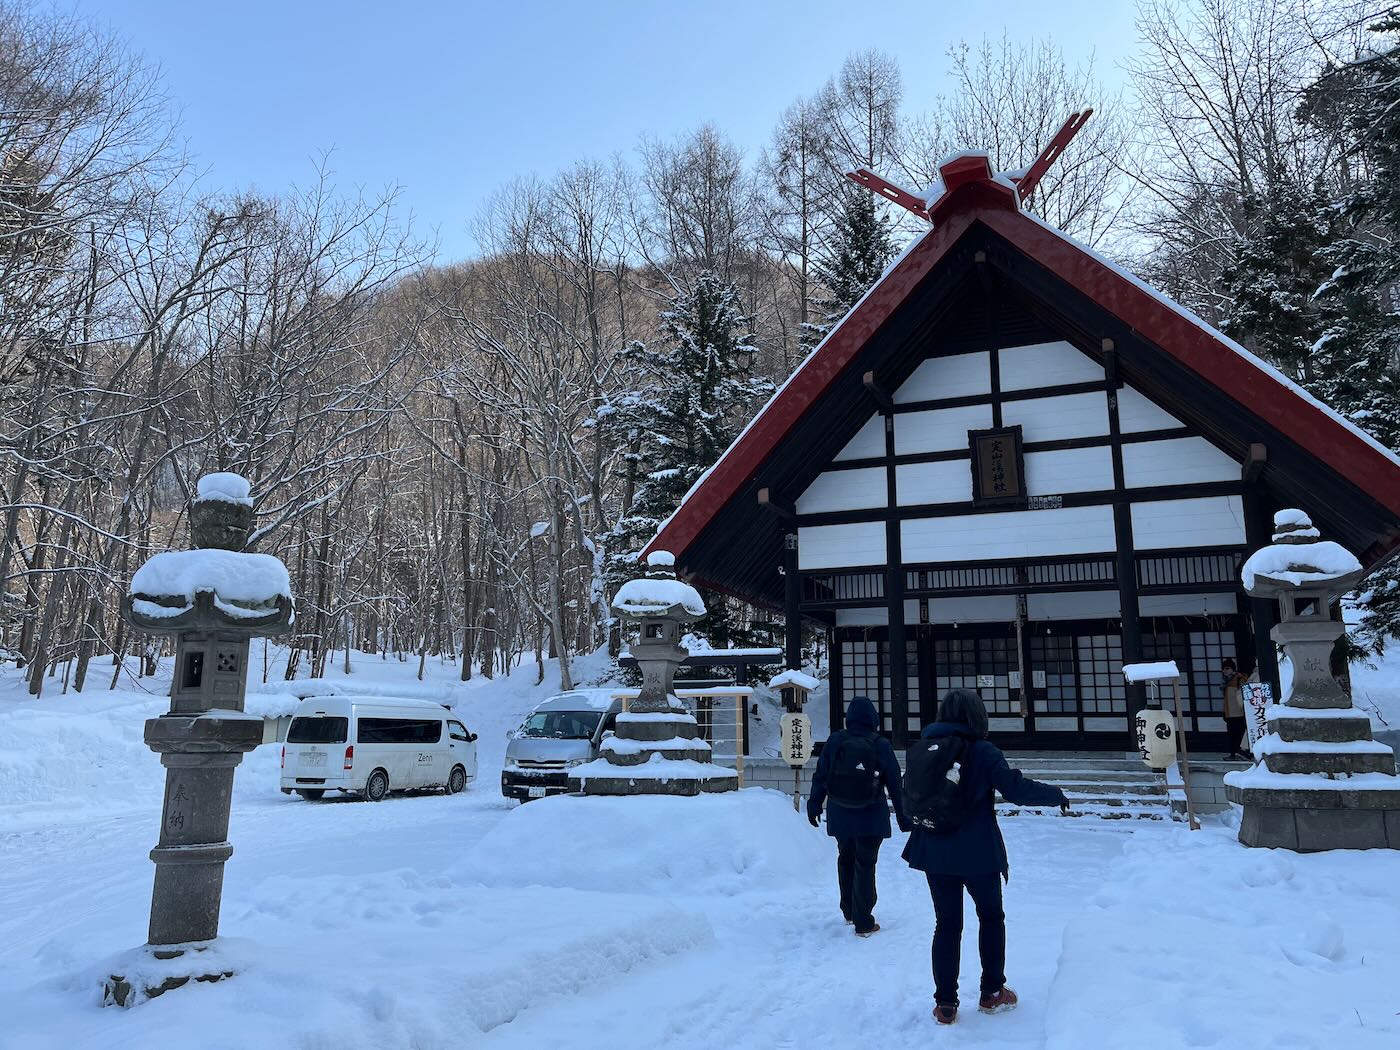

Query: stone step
left=997, top=802, right=1168, bottom=821
left=1262, top=752, right=1398, bottom=776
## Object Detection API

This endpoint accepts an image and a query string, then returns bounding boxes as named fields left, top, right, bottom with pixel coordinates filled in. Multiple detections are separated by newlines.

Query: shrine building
left=646, top=149, right=1400, bottom=753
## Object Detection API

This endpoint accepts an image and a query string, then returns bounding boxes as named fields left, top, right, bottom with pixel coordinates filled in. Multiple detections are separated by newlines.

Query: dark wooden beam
left=1243, top=443, right=1267, bottom=483
left=783, top=533, right=802, bottom=670
left=756, top=487, right=795, bottom=520
left=862, top=371, right=893, bottom=412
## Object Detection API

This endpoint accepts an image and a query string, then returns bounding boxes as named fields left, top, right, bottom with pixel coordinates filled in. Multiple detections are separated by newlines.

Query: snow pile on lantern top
left=613, top=551, right=706, bottom=617
left=1241, top=510, right=1361, bottom=590
left=1122, top=661, right=1181, bottom=683
left=131, top=549, right=292, bottom=606
left=194, top=471, right=254, bottom=507
left=770, top=669, right=820, bottom=691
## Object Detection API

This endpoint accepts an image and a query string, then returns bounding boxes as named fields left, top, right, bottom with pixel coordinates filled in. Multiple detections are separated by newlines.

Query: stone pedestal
left=1225, top=511, right=1400, bottom=850
left=572, top=552, right=737, bottom=796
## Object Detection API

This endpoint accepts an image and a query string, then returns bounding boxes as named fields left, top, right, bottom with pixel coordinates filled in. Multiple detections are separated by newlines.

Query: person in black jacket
left=807, top=695, right=909, bottom=937
left=902, top=689, right=1069, bottom=1025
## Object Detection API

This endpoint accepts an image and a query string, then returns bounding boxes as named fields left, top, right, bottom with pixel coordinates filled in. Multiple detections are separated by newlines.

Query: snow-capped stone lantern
left=103, top=473, right=294, bottom=1007
left=569, top=551, right=738, bottom=796
left=1225, top=510, right=1400, bottom=851
left=770, top=668, right=818, bottom=714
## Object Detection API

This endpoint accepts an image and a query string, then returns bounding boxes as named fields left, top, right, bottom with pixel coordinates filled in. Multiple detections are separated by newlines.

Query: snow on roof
left=770, top=669, right=820, bottom=691
left=131, top=549, right=291, bottom=605
left=612, top=576, right=706, bottom=618
left=195, top=472, right=253, bottom=507
left=1123, top=661, right=1181, bottom=683
left=1241, top=540, right=1362, bottom=591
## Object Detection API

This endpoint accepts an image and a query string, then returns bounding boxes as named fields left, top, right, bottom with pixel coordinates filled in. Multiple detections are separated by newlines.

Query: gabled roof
left=645, top=153, right=1400, bottom=589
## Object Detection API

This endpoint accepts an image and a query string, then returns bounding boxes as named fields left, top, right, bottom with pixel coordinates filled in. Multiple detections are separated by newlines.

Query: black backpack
left=903, top=735, right=969, bottom=833
left=825, top=734, right=883, bottom=808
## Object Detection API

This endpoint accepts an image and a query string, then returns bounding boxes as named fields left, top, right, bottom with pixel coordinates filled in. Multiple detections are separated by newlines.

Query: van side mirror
left=468, top=732, right=478, bottom=742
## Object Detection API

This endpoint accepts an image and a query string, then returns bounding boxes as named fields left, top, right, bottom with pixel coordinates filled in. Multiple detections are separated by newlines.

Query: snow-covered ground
left=1, top=649, right=1398, bottom=1049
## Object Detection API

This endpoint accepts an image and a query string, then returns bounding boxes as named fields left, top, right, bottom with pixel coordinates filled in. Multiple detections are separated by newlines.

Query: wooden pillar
left=829, top=627, right=844, bottom=732
left=1105, top=341, right=1145, bottom=731
left=784, top=532, right=801, bottom=670
left=1241, top=461, right=1281, bottom=698
left=883, top=411, right=909, bottom=749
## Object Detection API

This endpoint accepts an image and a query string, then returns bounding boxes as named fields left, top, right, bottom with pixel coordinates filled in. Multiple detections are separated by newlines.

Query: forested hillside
left=1, top=0, right=1395, bottom=696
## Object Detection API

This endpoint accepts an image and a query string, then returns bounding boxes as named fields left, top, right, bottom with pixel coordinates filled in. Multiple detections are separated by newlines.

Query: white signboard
left=977, top=674, right=996, bottom=689
left=780, top=713, right=812, bottom=767
left=1243, top=682, right=1273, bottom=755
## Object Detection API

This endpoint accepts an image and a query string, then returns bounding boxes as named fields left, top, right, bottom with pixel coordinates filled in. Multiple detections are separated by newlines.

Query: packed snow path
left=3, top=654, right=1399, bottom=1049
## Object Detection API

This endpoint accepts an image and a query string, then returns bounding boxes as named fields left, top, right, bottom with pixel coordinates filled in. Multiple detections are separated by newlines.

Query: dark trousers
left=1225, top=716, right=1248, bottom=756
left=836, top=835, right=882, bottom=931
left=927, top=872, right=1006, bottom=1006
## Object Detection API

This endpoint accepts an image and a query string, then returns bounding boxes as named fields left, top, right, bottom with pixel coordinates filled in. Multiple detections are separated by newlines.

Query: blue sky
left=81, top=0, right=1140, bottom=260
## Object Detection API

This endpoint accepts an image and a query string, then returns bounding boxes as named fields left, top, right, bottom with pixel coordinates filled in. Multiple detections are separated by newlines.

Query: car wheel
left=448, top=765, right=467, bottom=794
left=295, top=789, right=325, bottom=801
left=364, top=769, right=389, bottom=802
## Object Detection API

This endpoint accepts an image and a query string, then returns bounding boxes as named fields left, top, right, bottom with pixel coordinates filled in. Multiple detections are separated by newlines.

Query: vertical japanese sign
left=780, top=712, right=812, bottom=767
left=1242, top=682, right=1273, bottom=755
left=971, top=427, right=1025, bottom=505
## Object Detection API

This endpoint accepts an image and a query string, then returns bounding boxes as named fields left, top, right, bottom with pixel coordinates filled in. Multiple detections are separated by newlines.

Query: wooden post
left=1172, top=679, right=1200, bottom=831
left=735, top=692, right=745, bottom=788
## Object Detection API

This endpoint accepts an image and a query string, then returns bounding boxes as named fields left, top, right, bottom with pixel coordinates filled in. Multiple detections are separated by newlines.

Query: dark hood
left=925, top=721, right=981, bottom=741
left=844, top=696, right=879, bottom=733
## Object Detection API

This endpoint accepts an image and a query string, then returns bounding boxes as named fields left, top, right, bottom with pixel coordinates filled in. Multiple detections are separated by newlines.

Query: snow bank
left=1047, top=825, right=1400, bottom=1049
left=131, top=549, right=291, bottom=604
left=457, top=789, right=829, bottom=896
left=195, top=472, right=253, bottom=506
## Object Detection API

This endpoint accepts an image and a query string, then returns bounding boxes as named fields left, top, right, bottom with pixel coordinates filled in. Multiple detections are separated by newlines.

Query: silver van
left=500, top=689, right=622, bottom=801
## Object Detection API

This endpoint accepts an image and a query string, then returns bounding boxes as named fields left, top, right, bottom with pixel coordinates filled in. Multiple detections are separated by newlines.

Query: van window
left=357, top=717, right=442, bottom=744
left=447, top=720, right=472, bottom=742
left=287, top=716, right=349, bottom=744
left=520, top=711, right=602, bottom=740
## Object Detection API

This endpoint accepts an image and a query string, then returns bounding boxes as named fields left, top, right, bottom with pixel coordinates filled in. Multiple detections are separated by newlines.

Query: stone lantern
left=569, top=552, right=737, bottom=796
left=1225, top=510, right=1400, bottom=850
left=770, top=668, right=818, bottom=713
left=103, top=473, right=294, bottom=1006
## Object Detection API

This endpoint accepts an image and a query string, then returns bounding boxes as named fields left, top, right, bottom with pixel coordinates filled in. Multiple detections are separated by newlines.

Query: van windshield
left=287, top=716, right=349, bottom=744
left=519, top=711, right=602, bottom=740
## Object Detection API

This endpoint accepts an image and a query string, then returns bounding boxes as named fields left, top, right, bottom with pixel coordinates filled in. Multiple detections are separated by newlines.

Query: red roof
left=646, top=154, right=1400, bottom=566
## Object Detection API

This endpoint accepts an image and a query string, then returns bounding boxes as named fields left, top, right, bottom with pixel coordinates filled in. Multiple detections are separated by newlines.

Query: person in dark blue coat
left=902, top=689, right=1069, bottom=1025
left=807, top=695, right=909, bottom=937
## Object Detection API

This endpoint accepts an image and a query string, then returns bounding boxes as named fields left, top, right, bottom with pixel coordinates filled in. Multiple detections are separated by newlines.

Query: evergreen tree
left=608, top=271, right=775, bottom=647
left=1296, top=22, right=1400, bottom=652
left=801, top=186, right=897, bottom=351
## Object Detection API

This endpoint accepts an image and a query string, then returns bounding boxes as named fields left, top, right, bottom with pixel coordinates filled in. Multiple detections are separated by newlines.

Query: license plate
left=528, top=786, right=546, bottom=798
left=302, top=751, right=326, bottom=767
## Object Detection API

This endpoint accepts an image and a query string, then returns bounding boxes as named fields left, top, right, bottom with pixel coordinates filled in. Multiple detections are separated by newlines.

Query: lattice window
left=1075, top=634, right=1126, bottom=713
left=1030, top=635, right=1076, bottom=713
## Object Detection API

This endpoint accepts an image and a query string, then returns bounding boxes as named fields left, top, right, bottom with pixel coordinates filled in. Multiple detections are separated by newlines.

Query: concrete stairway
left=1002, top=754, right=1170, bottom=820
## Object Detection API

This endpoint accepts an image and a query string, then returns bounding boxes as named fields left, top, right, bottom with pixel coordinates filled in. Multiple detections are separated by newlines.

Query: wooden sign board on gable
left=970, top=426, right=1026, bottom=507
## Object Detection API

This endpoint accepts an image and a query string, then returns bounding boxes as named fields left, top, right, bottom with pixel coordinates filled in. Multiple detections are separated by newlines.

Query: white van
left=280, top=695, right=478, bottom=801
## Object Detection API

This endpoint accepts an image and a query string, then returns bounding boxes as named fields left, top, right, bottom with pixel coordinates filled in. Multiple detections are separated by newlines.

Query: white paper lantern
left=1135, top=708, right=1177, bottom=770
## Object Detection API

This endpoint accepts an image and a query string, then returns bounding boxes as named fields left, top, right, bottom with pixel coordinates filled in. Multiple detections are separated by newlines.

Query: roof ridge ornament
left=844, top=108, right=1093, bottom=223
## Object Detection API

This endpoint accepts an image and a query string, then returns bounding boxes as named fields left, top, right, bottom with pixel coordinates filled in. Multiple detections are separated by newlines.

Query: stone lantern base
left=100, top=939, right=249, bottom=1008
left=568, top=703, right=738, bottom=796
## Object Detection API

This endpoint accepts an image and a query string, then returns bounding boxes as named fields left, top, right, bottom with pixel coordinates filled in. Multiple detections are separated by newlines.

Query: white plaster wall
left=926, top=595, right=1019, bottom=623
left=1117, top=387, right=1184, bottom=432
left=1024, top=445, right=1115, bottom=495
left=896, top=459, right=973, bottom=505
left=1001, top=391, right=1109, bottom=442
left=1122, top=436, right=1239, bottom=488
left=999, top=341, right=1104, bottom=390
left=1027, top=590, right=1122, bottom=619
left=1139, top=592, right=1239, bottom=616
left=894, top=351, right=991, bottom=403
left=795, top=467, right=887, bottom=514
left=833, top=414, right=887, bottom=461
left=1129, top=496, right=1246, bottom=550
left=901, top=504, right=1116, bottom=562
left=798, top=522, right=886, bottom=569
left=894, top=403, right=995, bottom=455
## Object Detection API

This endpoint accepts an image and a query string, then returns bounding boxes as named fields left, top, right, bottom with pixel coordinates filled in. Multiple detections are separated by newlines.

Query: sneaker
left=933, top=1003, right=958, bottom=1025
left=854, top=923, right=881, bottom=938
left=978, top=986, right=1018, bottom=1014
